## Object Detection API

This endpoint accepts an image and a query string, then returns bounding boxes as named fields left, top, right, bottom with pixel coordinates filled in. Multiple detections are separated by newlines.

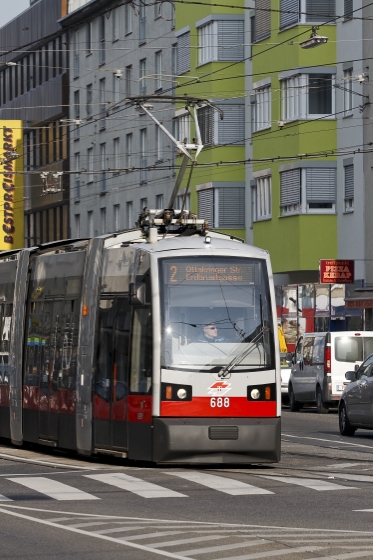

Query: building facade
left=247, top=0, right=371, bottom=339
left=0, top=0, right=70, bottom=246
left=61, top=0, right=176, bottom=237
left=173, top=0, right=247, bottom=240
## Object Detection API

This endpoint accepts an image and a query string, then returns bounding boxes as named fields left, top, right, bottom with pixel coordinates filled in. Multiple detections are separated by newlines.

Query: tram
left=0, top=213, right=280, bottom=464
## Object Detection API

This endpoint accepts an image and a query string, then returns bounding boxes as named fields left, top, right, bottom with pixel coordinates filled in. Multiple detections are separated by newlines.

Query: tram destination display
left=164, top=259, right=255, bottom=285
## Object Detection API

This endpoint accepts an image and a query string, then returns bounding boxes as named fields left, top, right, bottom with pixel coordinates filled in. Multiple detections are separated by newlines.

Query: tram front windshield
left=160, top=256, right=275, bottom=372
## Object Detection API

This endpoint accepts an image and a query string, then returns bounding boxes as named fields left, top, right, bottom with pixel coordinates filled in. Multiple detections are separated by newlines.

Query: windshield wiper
left=218, top=326, right=270, bottom=378
left=218, top=294, right=269, bottom=378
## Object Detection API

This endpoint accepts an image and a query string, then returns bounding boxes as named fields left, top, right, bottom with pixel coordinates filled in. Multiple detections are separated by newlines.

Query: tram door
left=39, top=298, right=64, bottom=442
left=94, top=297, right=131, bottom=451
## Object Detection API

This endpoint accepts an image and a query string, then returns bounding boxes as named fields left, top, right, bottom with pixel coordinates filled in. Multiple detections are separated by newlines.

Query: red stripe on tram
left=160, top=397, right=277, bottom=418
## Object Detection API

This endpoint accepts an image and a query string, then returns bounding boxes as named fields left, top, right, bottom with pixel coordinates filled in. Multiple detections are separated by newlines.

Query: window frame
left=253, top=85, right=272, bottom=132
left=281, top=73, right=335, bottom=121
left=252, top=176, right=272, bottom=222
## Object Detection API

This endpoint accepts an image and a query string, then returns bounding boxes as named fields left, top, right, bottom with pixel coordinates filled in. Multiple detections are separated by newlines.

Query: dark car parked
left=339, top=353, right=373, bottom=436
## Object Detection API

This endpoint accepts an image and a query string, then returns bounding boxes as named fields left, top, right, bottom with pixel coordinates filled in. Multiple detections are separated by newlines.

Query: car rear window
left=334, top=337, right=373, bottom=362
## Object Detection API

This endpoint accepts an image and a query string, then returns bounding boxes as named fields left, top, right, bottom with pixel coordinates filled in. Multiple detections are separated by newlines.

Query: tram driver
left=196, top=319, right=227, bottom=343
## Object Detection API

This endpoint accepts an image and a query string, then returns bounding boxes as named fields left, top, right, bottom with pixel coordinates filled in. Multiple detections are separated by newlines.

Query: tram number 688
left=210, top=397, right=230, bottom=408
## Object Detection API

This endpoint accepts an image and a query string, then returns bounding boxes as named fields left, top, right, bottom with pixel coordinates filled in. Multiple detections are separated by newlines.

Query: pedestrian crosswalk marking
left=85, top=473, right=187, bottom=498
left=6, top=477, right=99, bottom=501
left=166, top=472, right=274, bottom=495
left=150, top=534, right=227, bottom=548
left=321, top=472, right=373, bottom=483
left=176, top=541, right=269, bottom=557
left=257, top=475, right=357, bottom=492
left=212, top=545, right=323, bottom=560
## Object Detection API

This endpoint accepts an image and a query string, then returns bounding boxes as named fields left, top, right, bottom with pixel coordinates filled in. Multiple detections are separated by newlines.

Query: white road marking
left=7, top=477, right=99, bottom=501
left=0, top=494, right=12, bottom=501
left=150, top=535, right=227, bottom=548
left=166, top=472, right=274, bottom=495
left=85, top=473, right=187, bottom=498
left=0, top=507, right=193, bottom=560
left=95, top=526, right=145, bottom=535
left=282, top=433, right=373, bottom=450
left=258, top=475, right=357, bottom=491
left=321, top=473, right=373, bottom=483
left=309, top=551, right=373, bottom=560
left=122, top=531, right=186, bottom=541
left=177, top=541, right=269, bottom=556
left=325, top=463, right=362, bottom=469
left=213, top=546, right=324, bottom=560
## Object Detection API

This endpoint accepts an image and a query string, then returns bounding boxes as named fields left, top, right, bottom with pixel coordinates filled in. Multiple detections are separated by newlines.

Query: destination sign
left=164, top=261, right=255, bottom=284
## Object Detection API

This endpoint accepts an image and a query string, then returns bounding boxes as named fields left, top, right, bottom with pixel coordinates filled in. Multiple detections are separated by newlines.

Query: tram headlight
left=251, top=389, right=260, bottom=400
left=177, top=388, right=187, bottom=400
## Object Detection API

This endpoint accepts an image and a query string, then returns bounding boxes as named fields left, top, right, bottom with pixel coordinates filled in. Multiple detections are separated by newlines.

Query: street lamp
left=300, top=26, right=328, bottom=49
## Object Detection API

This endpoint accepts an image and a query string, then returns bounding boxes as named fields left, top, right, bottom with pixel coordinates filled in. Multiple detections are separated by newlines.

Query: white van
left=289, top=331, right=373, bottom=414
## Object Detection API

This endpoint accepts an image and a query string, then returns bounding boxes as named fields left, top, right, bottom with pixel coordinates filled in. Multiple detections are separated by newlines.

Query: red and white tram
left=0, top=221, right=280, bottom=464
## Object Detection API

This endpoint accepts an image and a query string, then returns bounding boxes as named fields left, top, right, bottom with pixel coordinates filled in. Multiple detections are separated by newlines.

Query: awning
left=345, top=289, right=373, bottom=309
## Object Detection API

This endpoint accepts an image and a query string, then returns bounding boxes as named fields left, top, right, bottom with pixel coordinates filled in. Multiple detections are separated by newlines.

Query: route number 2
left=210, top=397, right=230, bottom=408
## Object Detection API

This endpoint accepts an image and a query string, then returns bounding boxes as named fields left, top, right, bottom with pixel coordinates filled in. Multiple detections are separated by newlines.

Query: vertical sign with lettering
left=0, top=121, right=24, bottom=250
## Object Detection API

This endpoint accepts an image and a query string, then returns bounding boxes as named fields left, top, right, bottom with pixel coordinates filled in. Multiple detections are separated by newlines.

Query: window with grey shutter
left=198, top=106, right=214, bottom=145
left=198, top=189, right=214, bottom=226
left=280, top=0, right=299, bottom=29
left=254, top=0, right=271, bottom=41
left=219, top=187, right=245, bottom=228
left=217, top=104, right=245, bottom=145
left=344, top=0, right=353, bottom=19
left=280, top=169, right=300, bottom=206
left=217, top=20, right=244, bottom=61
left=177, top=32, right=190, bottom=75
left=344, top=165, right=354, bottom=200
left=306, top=0, right=335, bottom=22
left=306, top=168, right=336, bottom=203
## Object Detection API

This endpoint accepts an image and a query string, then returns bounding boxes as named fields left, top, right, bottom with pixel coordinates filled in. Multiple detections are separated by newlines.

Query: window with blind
left=217, top=104, right=245, bottom=145
left=254, top=0, right=271, bottom=42
left=198, top=189, right=214, bottom=226
left=280, top=0, right=299, bottom=29
left=344, top=0, right=353, bottom=19
left=177, top=32, right=190, bottom=75
left=280, top=169, right=300, bottom=215
left=198, top=186, right=245, bottom=228
left=198, top=20, right=244, bottom=64
left=197, top=103, right=244, bottom=146
left=306, top=168, right=336, bottom=208
left=306, top=0, right=335, bottom=22
left=281, top=167, right=336, bottom=215
left=344, top=164, right=354, bottom=211
left=198, top=106, right=214, bottom=146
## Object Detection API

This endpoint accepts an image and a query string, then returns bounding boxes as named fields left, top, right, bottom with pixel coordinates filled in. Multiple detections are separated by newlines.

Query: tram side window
left=59, top=300, right=79, bottom=390
left=25, top=301, right=45, bottom=387
left=95, top=297, right=131, bottom=401
left=96, top=299, right=116, bottom=401
left=0, top=303, right=12, bottom=384
left=130, top=308, right=152, bottom=394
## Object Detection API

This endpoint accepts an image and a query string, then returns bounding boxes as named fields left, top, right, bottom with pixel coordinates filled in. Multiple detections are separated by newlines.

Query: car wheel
left=289, top=384, right=302, bottom=412
left=339, top=401, right=355, bottom=436
left=316, top=386, right=329, bottom=414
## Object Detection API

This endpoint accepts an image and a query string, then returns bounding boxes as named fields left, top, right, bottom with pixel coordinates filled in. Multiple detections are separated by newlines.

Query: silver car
left=339, top=353, right=373, bottom=436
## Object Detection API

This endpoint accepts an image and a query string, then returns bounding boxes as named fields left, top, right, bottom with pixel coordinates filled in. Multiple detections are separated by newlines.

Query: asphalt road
left=2, top=406, right=373, bottom=559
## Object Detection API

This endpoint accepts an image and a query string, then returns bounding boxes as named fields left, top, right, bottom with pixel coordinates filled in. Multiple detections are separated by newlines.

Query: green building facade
left=174, top=0, right=247, bottom=240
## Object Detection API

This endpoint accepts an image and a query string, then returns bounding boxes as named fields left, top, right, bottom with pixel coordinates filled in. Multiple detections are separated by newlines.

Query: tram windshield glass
left=160, top=256, right=275, bottom=372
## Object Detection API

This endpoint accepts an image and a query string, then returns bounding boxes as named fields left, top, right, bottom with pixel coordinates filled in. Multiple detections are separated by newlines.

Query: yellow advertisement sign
left=0, top=121, right=24, bottom=250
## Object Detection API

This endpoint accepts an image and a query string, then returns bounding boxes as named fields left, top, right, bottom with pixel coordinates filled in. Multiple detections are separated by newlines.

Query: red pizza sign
left=319, top=259, right=354, bottom=284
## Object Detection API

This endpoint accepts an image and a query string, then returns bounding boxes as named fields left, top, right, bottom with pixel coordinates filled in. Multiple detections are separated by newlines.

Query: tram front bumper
left=152, top=417, right=281, bottom=464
